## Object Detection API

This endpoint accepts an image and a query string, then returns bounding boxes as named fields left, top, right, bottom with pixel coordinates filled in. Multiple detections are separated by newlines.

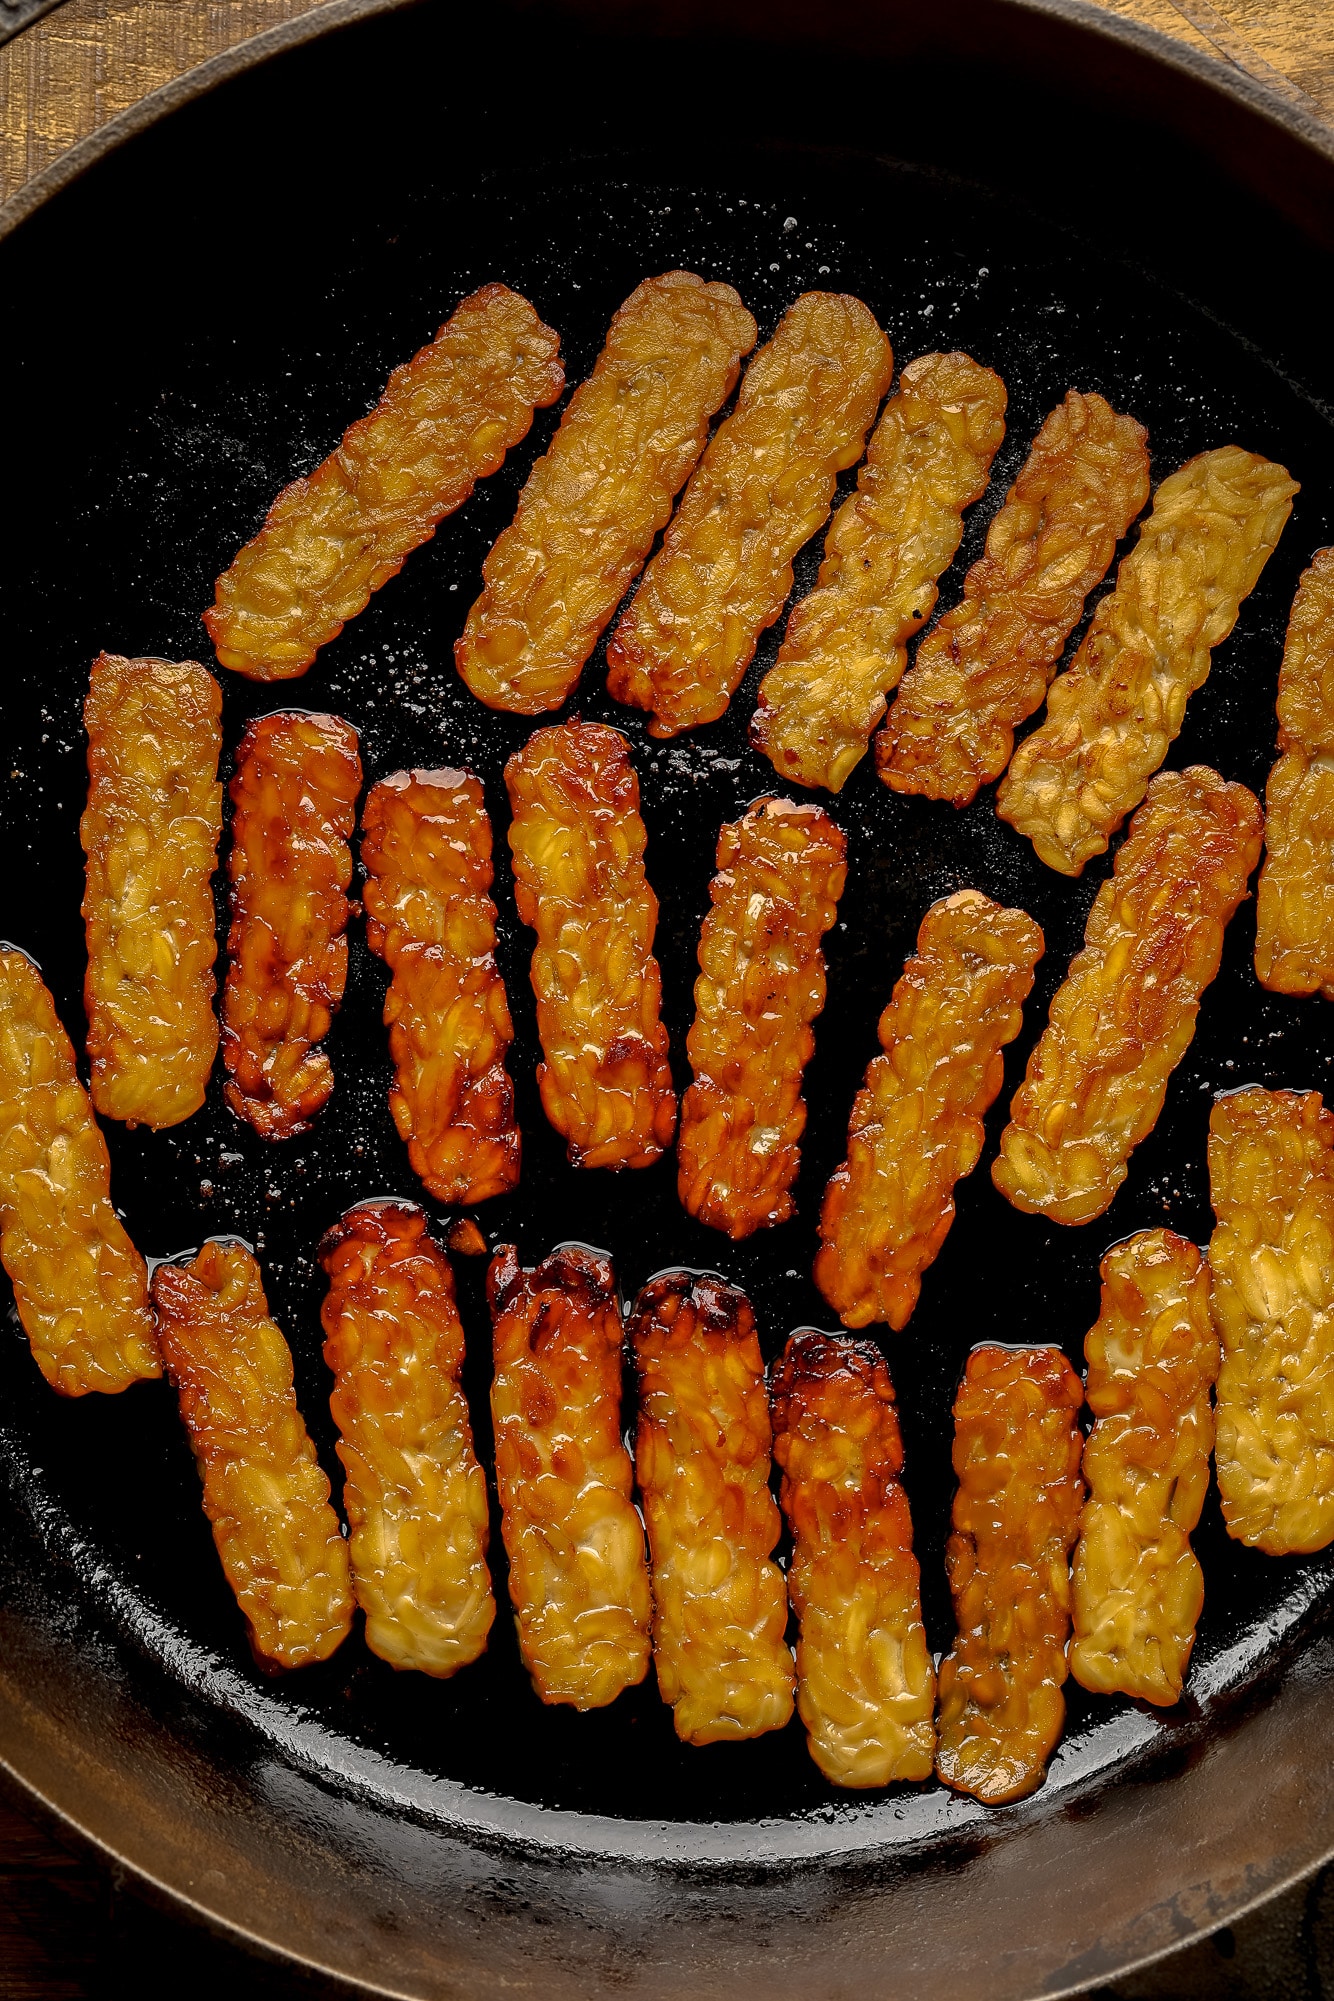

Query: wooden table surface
left=2, top=0, right=1334, bottom=1993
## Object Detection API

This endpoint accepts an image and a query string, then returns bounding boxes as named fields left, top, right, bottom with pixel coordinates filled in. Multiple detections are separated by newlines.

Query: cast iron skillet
left=2, top=2, right=1334, bottom=1994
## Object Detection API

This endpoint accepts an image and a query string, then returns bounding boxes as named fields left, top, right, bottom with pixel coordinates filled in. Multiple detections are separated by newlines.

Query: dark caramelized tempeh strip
left=81, top=653, right=223, bottom=1128
left=751, top=350, right=1006, bottom=792
left=606, top=292, right=893, bottom=737
left=488, top=1243, right=651, bottom=1708
left=205, top=285, right=564, bottom=679
left=772, top=1329, right=936, bottom=1786
left=505, top=722, right=675, bottom=1168
left=320, top=1201, right=494, bottom=1676
left=935, top=1343, right=1084, bottom=1804
left=677, top=797, right=846, bottom=1238
left=152, top=1239, right=354, bottom=1669
left=630, top=1270, right=794, bottom=1744
left=457, top=271, right=757, bottom=714
left=361, top=768, right=519, bottom=1204
left=221, top=711, right=361, bottom=1139
left=815, top=891, right=1043, bottom=1329
left=993, top=766, right=1262, bottom=1225
left=0, top=948, right=160, bottom=1395
left=878, top=389, right=1150, bottom=805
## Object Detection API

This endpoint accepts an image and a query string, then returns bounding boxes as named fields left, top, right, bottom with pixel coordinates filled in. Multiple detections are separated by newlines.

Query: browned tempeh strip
left=456, top=272, right=757, bottom=713
left=877, top=390, right=1149, bottom=805
left=1255, top=548, right=1334, bottom=998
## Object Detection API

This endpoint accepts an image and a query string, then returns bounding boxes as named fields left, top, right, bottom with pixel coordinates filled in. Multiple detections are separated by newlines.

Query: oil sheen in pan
left=1, top=135, right=1333, bottom=1834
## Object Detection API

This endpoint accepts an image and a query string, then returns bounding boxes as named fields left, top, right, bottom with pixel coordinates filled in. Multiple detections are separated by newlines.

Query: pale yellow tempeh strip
left=1070, top=1229, right=1218, bottom=1705
left=997, top=447, right=1296, bottom=875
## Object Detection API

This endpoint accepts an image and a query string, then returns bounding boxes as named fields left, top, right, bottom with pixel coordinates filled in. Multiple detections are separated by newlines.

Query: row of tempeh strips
left=199, top=277, right=1298, bottom=881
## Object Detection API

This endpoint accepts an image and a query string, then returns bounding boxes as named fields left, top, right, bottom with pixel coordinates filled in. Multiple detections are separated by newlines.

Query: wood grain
left=1, top=0, right=1332, bottom=213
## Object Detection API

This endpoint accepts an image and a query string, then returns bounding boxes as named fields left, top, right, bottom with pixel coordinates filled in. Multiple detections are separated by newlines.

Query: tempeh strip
left=320, top=1201, right=494, bottom=1676
left=630, top=1270, right=794, bottom=1744
left=0, top=949, right=160, bottom=1395
left=1070, top=1230, right=1217, bottom=1705
left=205, top=285, right=564, bottom=679
left=935, top=1343, right=1085, bottom=1805
left=80, top=654, right=224, bottom=1128
left=993, top=766, right=1262, bottom=1225
left=457, top=272, right=757, bottom=713
left=814, top=891, right=1043, bottom=1330
left=488, top=1243, right=651, bottom=1708
left=1207, top=1088, right=1334, bottom=1554
left=750, top=351, right=1006, bottom=792
left=878, top=390, right=1150, bottom=805
left=361, top=769, right=519, bottom=1204
left=1255, top=548, right=1334, bottom=997
left=222, top=711, right=361, bottom=1139
left=771, top=1329, right=936, bottom=1787
left=997, top=447, right=1296, bottom=874
left=606, top=292, right=893, bottom=737
left=678, top=797, right=846, bottom=1238
left=151, top=1239, right=354, bottom=1668
left=505, top=722, right=675, bottom=1168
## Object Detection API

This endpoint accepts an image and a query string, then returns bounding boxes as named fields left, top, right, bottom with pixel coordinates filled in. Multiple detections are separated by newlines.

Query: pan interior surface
left=1, top=0, right=1333, bottom=1932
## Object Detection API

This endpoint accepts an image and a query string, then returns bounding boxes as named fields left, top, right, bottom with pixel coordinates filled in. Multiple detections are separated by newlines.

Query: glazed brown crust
left=1255, top=548, right=1334, bottom=997
left=221, top=711, right=362, bottom=1140
left=677, top=797, right=847, bottom=1239
left=505, top=722, right=675, bottom=1169
left=935, top=1343, right=1085, bottom=1805
left=877, top=390, right=1150, bottom=805
left=750, top=351, right=1006, bottom=793
left=80, top=654, right=224, bottom=1128
left=993, top=766, right=1263, bottom=1225
left=1069, top=1230, right=1218, bottom=1705
left=630, top=1270, right=795, bottom=1745
left=996, top=447, right=1296, bottom=875
left=814, top=891, right=1043, bottom=1329
left=606, top=292, right=893, bottom=737
left=205, top=284, right=564, bottom=679
left=319, top=1201, right=494, bottom=1677
left=0, top=949, right=160, bottom=1396
left=1208, top=1088, right=1334, bottom=1555
left=151, top=1239, right=354, bottom=1669
left=771, top=1330, right=936, bottom=1786
left=487, top=1243, right=651, bottom=1708
left=456, top=272, right=757, bottom=713
left=361, top=769, right=519, bottom=1204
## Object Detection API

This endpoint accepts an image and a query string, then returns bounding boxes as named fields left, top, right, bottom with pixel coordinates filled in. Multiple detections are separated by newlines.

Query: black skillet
left=2, top=1, right=1334, bottom=1993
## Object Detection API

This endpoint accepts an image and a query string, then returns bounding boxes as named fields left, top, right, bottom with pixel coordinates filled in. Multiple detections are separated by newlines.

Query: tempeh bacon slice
left=0, top=948, right=160, bottom=1395
left=814, top=890, right=1043, bottom=1330
left=997, top=446, right=1296, bottom=875
left=935, top=1343, right=1085, bottom=1805
left=1069, top=1229, right=1218, bottom=1705
left=1255, top=548, right=1334, bottom=997
left=205, top=285, right=564, bottom=680
left=606, top=292, right=893, bottom=737
left=771, top=1329, right=936, bottom=1787
left=1207, top=1087, right=1334, bottom=1555
left=505, top=722, right=675, bottom=1168
left=222, top=710, right=361, bottom=1139
left=456, top=272, right=757, bottom=714
left=750, top=350, right=1006, bottom=792
left=677, top=797, right=846, bottom=1239
left=80, top=653, right=224, bottom=1128
left=151, top=1238, right=354, bottom=1668
left=487, top=1243, right=651, bottom=1708
left=993, top=766, right=1262, bottom=1226
left=320, top=1200, right=494, bottom=1676
left=361, top=768, right=519, bottom=1205
left=629, top=1270, right=795, bottom=1744
left=878, top=389, right=1150, bottom=806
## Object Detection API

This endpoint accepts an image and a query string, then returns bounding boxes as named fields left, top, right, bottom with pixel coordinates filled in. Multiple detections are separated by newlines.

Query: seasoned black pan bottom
left=2, top=3, right=1333, bottom=1852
